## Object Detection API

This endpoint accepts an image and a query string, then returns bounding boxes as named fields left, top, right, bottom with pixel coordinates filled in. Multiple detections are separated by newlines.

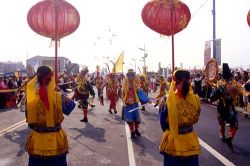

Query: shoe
left=141, top=107, right=146, bottom=111
left=135, top=129, right=141, bottom=137
left=78, top=105, right=82, bottom=109
left=114, top=110, right=117, bottom=114
left=109, top=111, right=113, bottom=114
left=90, top=104, right=95, bottom=108
left=80, top=117, right=88, bottom=122
left=225, top=137, right=233, bottom=150
left=154, top=104, right=158, bottom=107
left=220, top=136, right=226, bottom=142
left=131, top=131, right=136, bottom=139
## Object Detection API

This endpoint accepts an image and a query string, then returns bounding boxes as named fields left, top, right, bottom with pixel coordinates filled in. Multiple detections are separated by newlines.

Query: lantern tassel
left=49, top=39, right=60, bottom=48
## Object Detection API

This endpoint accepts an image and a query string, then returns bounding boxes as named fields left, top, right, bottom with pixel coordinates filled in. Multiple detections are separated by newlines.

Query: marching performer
left=210, top=63, right=243, bottom=150
left=72, top=67, right=95, bottom=122
left=117, top=74, right=123, bottom=99
left=25, top=65, right=75, bottom=165
left=102, top=72, right=119, bottom=114
left=95, top=65, right=104, bottom=105
left=139, top=74, right=149, bottom=111
left=159, top=69, right=201, bottom=166
left=154, top=76, right=168, bottom=107
left=122, top=69, right=141, bottom=138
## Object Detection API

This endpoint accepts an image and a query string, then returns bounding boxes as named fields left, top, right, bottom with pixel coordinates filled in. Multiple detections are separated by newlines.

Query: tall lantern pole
left=27, top=0, right=80, bottom=83
left=141, top=0, right=191, bottom=73
left=212, top=0, right=216, bottom=59
left=171, top=0, right=175, bottom=72
left=54, top=0, right=59, bottom=84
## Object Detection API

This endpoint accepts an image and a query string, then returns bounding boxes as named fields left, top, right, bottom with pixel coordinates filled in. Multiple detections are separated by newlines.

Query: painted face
left=140, top=76, right=145, bottom=81
left=127, top=73, right=135, bottom=80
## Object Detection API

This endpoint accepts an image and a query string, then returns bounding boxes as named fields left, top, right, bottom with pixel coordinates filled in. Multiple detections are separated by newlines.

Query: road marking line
left=199, top=138, right=235, bottom=166
left=124, top=122, right=136, bottom=166
left=0, top=120, right=26, bottom=137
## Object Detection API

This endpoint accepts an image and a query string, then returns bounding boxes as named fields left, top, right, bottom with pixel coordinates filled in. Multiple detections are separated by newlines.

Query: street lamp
left=137, top=44, right=147, bottom=67
left=132, top=58, right=136, bottom=73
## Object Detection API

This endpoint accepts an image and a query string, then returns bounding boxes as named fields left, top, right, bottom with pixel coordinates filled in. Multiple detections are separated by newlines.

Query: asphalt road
left=0, top=91, right=250, bottom=166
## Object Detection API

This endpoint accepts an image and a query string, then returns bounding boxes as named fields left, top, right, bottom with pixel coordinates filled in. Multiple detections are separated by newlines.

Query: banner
left=113, top=51, right=124, bottom=73
left=204, top=41, right=211, bottom=66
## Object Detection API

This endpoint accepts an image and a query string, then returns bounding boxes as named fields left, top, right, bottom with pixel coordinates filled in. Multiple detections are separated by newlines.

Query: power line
left=192, top=0, right=210, bottom=19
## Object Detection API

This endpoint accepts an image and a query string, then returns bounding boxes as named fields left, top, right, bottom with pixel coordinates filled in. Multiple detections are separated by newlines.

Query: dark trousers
left=28, top=153, right=67, bottom=166
left=163, top=153, right=199, bottom=166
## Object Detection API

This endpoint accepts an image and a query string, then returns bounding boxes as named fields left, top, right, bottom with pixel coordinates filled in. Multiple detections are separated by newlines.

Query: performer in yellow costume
left=139, top=74, right=149, bottom=111
left=26, top=65, right=74, bottom=166
left=159, top=69, right=201, bottom=166
left=95, top=65, right=104, bottom=105
left=122, top=69, right=142, bottom=138
left=154, top=75, right=168, bottom=107
left=72, top=67, right=95, bottom=122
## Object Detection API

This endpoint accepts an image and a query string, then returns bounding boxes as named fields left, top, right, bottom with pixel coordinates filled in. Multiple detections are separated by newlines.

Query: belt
left=29, top=124, right=62, bottom=133
left=165, top=125, right=193, bottom=134
left=178, top=125, right=193, bottom=134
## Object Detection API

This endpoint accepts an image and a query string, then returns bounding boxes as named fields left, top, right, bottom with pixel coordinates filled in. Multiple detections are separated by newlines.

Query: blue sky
left=0, top=0, right=249, bottom=72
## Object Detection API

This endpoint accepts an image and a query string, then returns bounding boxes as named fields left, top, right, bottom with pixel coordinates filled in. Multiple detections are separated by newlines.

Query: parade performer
left=122, top=69, right=142, bottom=138
left=117, top=74, right=123, bottom=99
left=243, top=80, right=250, bottom=112
left=159, top=69, right=201, bottom=166
left=72, top=67, right=95, bottom=122
left=139, top=74, right=149, bottom=111
left=210, top=63, right=243, bottom=150
left=25, top=65, right=75, bottom=166
left=154, top=76, right=168, bottom=107
left=95, top=65, right=104, bottom=105
left=102, top=72, right=119, bottom=114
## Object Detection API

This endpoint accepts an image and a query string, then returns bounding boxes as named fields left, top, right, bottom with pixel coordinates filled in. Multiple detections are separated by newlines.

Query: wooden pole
left=55, top=0, right=59, bottom=84
left=170, top=0, right=175, bottom=72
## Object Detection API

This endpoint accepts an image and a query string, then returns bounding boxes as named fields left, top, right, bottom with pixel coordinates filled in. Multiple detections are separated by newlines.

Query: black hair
left=175, top=70, right=190, bottom=99
left=37, top=66, right=52, bottom=85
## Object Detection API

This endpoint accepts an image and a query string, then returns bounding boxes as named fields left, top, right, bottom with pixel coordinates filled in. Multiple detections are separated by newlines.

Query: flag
left=113, top=51, right=124, bottom=73
left=204, top=41, right=211, bottom=66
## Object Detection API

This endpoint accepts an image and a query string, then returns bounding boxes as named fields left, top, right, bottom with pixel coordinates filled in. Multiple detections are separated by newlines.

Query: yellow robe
left=26, top=76, right=68, bottom=156
left=160, top=81, right=201, bottom=156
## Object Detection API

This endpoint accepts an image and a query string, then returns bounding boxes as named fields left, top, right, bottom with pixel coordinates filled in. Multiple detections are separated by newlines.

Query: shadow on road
left=0, top=108, right=13, bottom=113
left=4, top=127, right=30, bottom=157
left=69, top=123, right=106, bottom=143
left=133, top=135, right=162, bottom=162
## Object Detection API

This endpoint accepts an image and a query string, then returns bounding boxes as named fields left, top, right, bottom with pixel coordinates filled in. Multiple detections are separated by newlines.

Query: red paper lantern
left=247, top=10, right=250, bottom=27
left=141, top=0, right=191, bottom=36
left=27, top=0, right=80, bottom=40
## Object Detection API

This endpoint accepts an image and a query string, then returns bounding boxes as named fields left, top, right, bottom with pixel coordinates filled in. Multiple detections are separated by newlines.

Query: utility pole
left=132, top=58, right=136, bottom=73
left=137, top=44, right=148, bottom=67
left=212, top=0, right=216, bottom=59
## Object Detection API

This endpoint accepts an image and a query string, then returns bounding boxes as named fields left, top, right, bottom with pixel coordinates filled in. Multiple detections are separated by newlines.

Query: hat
left=109, top=73, right=117, bottom=79
left=222, top=63, right=233, bottom=80
left=245, top=82, right=250, bottom=92
left=126, top=69, right=135, bottom=78
left=81, top=67, right=89, bottom=75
